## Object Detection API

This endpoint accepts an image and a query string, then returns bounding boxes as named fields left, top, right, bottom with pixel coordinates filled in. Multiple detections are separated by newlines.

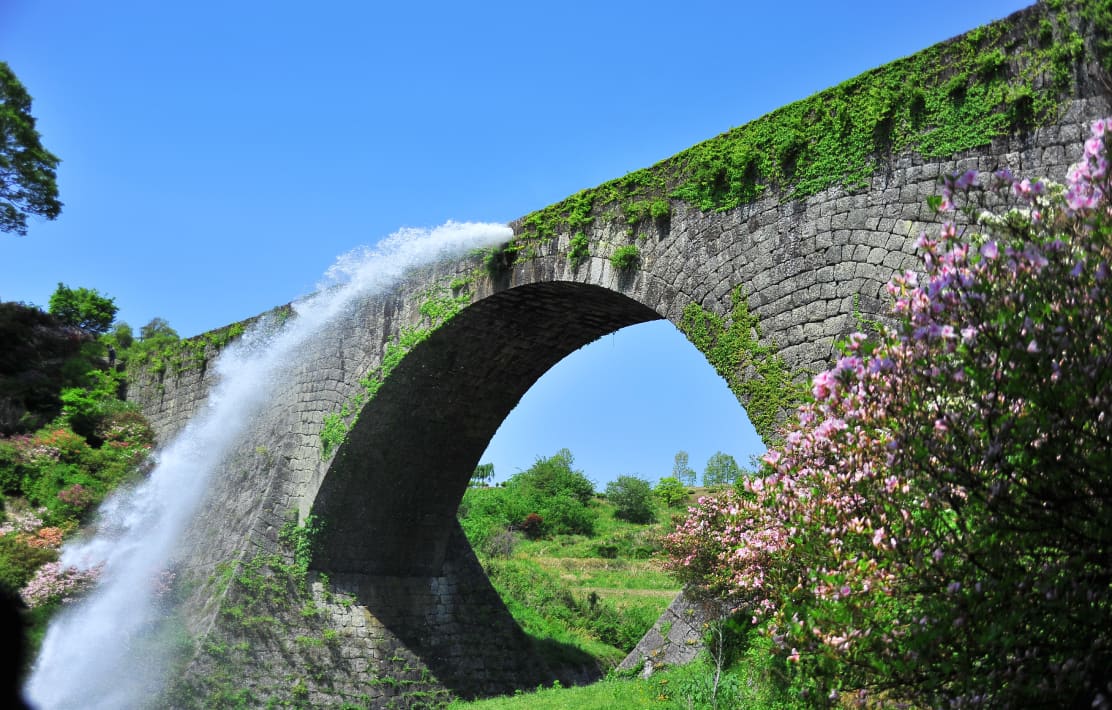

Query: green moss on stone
left=679, top=287, right=807, bottom=442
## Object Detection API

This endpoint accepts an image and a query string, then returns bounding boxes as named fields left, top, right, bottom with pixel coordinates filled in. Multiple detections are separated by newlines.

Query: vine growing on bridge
left=679, top=286, right=807, bottom=442
left=319, top=284, right=473, bottom=459
left=495, top=1, right=1095, bottom=269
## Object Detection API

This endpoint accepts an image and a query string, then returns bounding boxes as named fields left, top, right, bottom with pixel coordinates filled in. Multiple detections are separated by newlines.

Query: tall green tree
left=48, top=283, right=117, bottom=335
left=703, top=451, right=740, bottom=487
left=0, top=62, right=61, bottom=236
left=139, top=317, right=178, bottom=341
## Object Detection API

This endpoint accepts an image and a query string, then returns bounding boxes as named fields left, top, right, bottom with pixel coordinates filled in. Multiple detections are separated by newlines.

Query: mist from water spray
left=24, top=221, right=512, bottom=710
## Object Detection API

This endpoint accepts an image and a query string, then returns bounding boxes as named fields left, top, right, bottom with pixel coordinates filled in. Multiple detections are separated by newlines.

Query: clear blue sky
left=1, top=1, right=1031, bottom=486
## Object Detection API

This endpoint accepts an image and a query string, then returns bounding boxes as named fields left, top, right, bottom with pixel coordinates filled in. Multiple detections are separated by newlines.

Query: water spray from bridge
left=24, top=221, right=512, bottom=710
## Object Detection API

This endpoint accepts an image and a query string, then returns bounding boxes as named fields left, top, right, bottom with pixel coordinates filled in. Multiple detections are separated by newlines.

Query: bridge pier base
left=172, top=525, right=597, bottom=708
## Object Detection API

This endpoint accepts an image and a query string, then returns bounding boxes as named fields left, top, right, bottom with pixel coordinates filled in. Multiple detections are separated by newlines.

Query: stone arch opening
left=311, top=281, right=663, bottom=577
left=477, top=317, right=763, bottom=489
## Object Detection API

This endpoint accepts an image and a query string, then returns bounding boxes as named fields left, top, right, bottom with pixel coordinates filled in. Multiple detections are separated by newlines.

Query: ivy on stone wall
left=503, top=0, right=1094, bottom=259
left=127, top=306, right=291, bottom=380
left=679, top=286, right=807, bottom=442
left=319, top=283, right=474, bottom=459
left=159, top=514, right=402, bottom=709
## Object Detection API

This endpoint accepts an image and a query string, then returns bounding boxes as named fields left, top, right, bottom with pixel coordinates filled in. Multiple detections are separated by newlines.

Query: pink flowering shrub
left=665, top=119, right=1112, bottom=707
left=20, top=560, right=102, bottom=608
left=56, top=483, right=94, bottom=511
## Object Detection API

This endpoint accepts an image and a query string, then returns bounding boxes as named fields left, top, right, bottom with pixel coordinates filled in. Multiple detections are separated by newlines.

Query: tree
left=606, top=475, right=655, bottom=523
left=504, top=449, right=596, bottom=536
left=139, top=317, right=178, bottom=341
left=0, top=62, right=62, bottom=236
left=702, top=451, right=740, bottom=487
left=47, top=283, right=117, bottom=335
left=654, top=476, right=688, bottom=507
left=470, top=462, right=494, bottom=487
left=108, top=322, right=134, bottom=349
left=672, top=450, right=696, bottom=486
left=665, top=120, right=1112, bottom=706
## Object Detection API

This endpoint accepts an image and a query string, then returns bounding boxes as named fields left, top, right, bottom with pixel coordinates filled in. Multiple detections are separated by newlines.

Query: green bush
left=0, top=441, right=27, bottom=495
left=654, top=476, right=688, bottom=508
left=505, top=450, right=597, bottom=537
left=609, top=245, right=640, bottom=271
left=605, top=475, right=655, bottom=524
left=535, top=493, right=595, bottom=537
left=0, top=534, right=57, bottom=595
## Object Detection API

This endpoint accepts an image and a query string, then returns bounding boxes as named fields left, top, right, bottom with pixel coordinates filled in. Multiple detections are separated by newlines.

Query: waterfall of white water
left=23, top=221, right=512, bottom=710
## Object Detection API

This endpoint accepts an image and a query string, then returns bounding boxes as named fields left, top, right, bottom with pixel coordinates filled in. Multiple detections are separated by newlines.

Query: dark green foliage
left=653, top=476, right=688, bottom=508
left=0, top=441, right=24, bottom=494
left=0, top=62, right=61, bottom=236
left=505, top=450, right=596, bottom=537
left=458, top=450, right=597, bottom=539
left=605, top=476, right=654, bottom=524
left=107, top=322, right=134, bottom=350
left=0, top=534, right=57, bottom=595
left=0, top=302, right=98, bottom=434
left=511, top=449, right=594, bottom=505
left=702, top=451, right=740, bottom=487
left=609, top=244, right=640, bottom=271
left=47, top=283, right=117, bottom=335
left=1079, top=0, right=1112, bottom=77
left=484, top=242, right=519, bottom=277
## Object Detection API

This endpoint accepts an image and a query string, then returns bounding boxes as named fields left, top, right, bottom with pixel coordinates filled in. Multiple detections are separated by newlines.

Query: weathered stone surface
left=617, top=593, right=725, bottom=673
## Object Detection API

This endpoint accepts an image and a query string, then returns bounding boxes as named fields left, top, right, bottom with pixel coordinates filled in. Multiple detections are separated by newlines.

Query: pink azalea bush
left=20, top=560, right=102, bottom=608
left=665, top=119, right=1112, bottom=707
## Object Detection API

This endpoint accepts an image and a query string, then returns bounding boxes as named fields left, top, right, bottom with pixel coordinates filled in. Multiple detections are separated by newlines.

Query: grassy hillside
left=454, top=454, right=804, bottom=709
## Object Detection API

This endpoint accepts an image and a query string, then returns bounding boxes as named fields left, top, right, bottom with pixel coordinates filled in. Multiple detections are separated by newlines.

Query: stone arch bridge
left=126, top=4, right=1109, bottom=706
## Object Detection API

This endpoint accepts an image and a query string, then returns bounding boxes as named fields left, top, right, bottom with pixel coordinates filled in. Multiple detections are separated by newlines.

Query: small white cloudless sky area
left=1, top=1, right=1032, bottom=487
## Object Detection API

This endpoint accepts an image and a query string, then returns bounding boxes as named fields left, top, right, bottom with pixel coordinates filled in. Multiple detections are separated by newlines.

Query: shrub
left=609, top=244, right=640, bottom=271
left=504, top=450, right=597, bottom=537
left=664, top=120, right=1112, bottom=706
left=605, top=475, right=655, bottom=524
left=20, top=560, right=101, bottom=608
left=482, top=529, right=519, bottom=558
left=484, top=242, right=518, bottom=277
left=0, top=440, right=27, bottom=494
left=508, top=449, right=594, bottom=504
left=653, top=476, right=688, bottom=508
left=519, top=512, right=545, bottom=539
left=0, top=533, right=58, bottom=595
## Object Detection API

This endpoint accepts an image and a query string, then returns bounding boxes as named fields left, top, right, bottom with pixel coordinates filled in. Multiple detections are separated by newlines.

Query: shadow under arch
left=308, top=280, right=664, bottom=696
